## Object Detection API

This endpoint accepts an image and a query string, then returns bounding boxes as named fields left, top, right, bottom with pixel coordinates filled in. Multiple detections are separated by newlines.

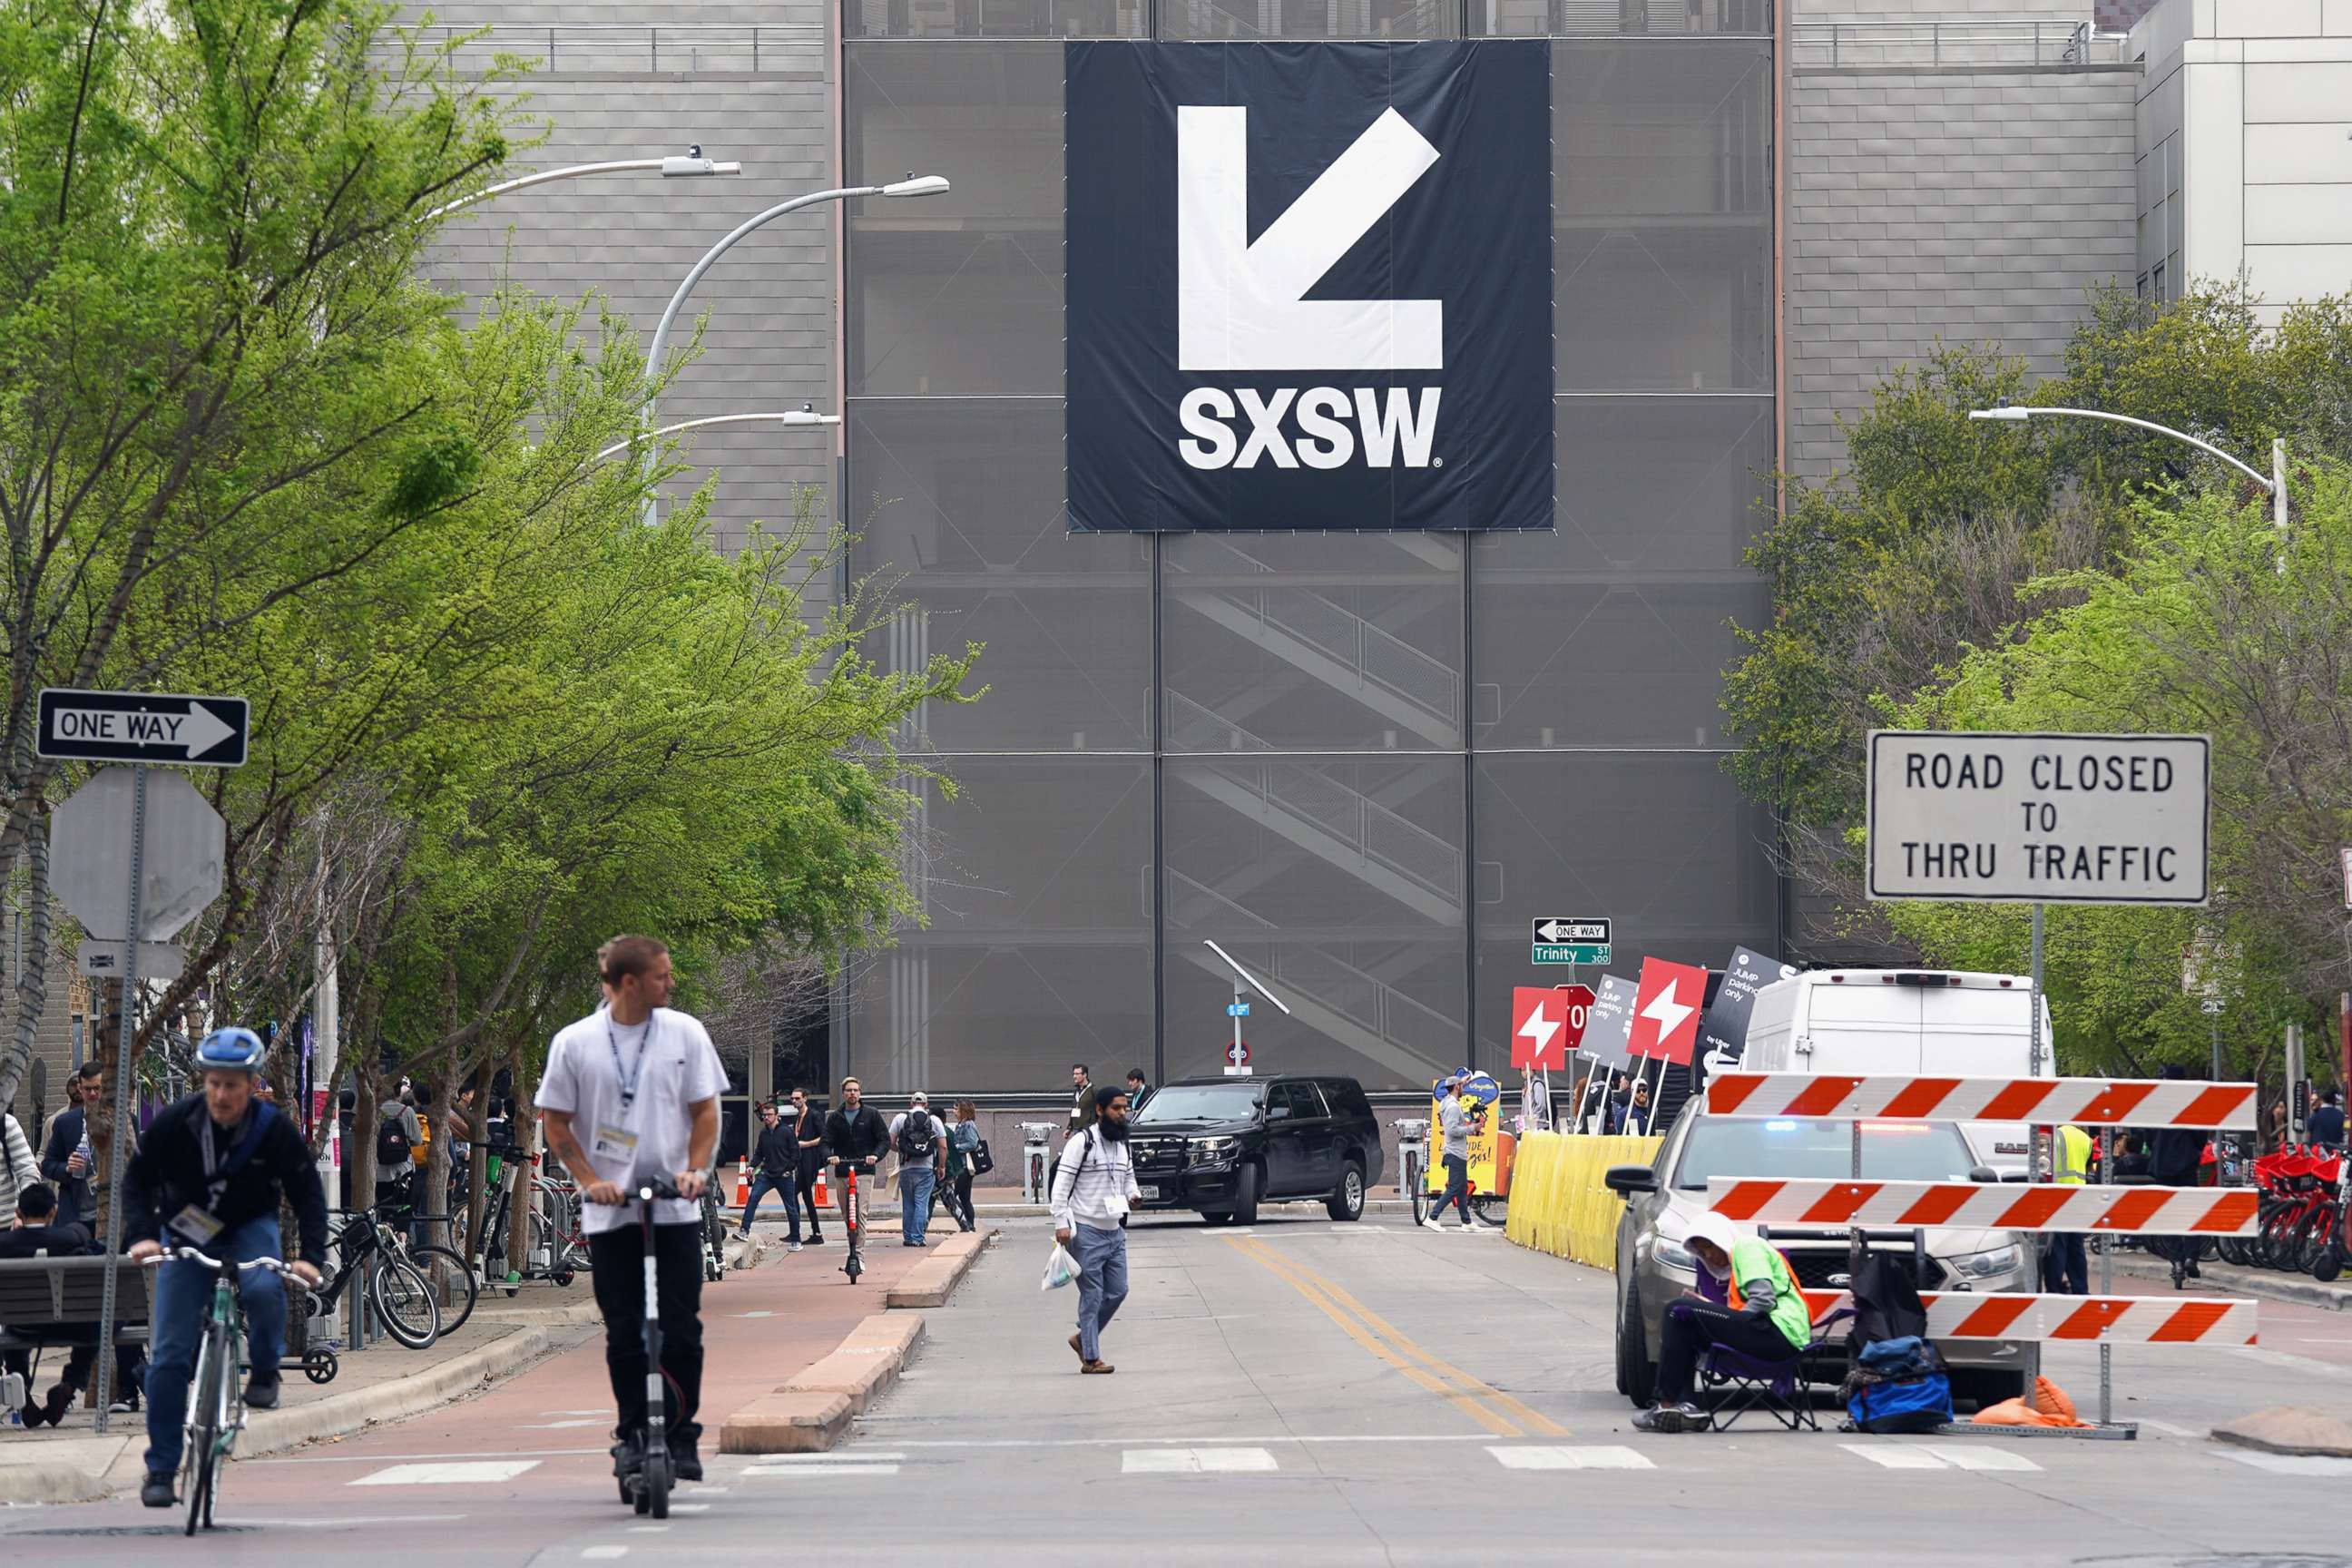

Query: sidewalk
left=2108, top=1250, right=2352, bottom=1313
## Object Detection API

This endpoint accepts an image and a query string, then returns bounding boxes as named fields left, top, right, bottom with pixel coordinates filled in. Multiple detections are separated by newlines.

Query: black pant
left=1429, top=1152, right=1471, bottom=1222
left=1655, top=1299, right=1800, bottom=1405
left=587, top=1221, right=706, bottom=1437
left=2043, top=1233, right=2089, bottom=1295
left=795, top=1165, right=826, bottom=1235
left=944, top=1172, right=975, bottom=1229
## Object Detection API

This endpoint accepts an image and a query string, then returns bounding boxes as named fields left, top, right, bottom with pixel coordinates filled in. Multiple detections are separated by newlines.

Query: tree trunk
left=506, top=1036, right=533, bottom=1280
left=352, top=1069, right=378, bottom=1220
left=0, top=824, right=53, bottom=1112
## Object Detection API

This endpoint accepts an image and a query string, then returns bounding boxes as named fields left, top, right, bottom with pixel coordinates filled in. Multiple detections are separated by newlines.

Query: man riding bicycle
left=538, top=936, right=726, bottom=1489
left=122, top=1028, right=328, bottom=1508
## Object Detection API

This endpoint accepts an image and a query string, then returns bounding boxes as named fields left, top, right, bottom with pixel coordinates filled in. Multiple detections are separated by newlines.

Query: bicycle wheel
left=407, top=1243, right=479, bottom=1335
left=182, top=1324, right=224, bottom=1536
left=1408, top=1155, right=1430, bottom=1226
left=370, top=1256, right=444, bottom=1348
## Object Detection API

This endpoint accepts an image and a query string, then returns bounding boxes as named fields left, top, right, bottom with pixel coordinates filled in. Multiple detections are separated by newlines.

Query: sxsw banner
left=1064, top=42, right=1553, bottom=533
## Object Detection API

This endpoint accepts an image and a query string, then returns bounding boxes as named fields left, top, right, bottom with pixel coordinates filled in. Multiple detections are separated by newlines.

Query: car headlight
left=1952, top=1245, right=2023, bottom=1279
left=1651, top=1234, right=1697, bottom=1272
left=1189, top=1136, right=1239, bottom=1169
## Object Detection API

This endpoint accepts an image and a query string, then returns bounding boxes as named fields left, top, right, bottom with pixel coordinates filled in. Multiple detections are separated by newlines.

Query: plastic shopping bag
left=1041, top=1241, right=1081, bottom=1291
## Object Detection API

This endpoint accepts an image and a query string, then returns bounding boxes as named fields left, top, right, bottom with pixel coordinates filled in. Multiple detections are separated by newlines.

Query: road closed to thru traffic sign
left=1867, top=730, right=2210, bottom=905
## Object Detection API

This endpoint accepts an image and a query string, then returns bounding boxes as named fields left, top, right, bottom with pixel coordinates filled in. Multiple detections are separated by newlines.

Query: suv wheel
left=1230, top=1162, right=1261, bottom=1226
left=1616, top=1279, right=1654, bottom=1406
left=1326, top=1160, right=1366, bottom=1222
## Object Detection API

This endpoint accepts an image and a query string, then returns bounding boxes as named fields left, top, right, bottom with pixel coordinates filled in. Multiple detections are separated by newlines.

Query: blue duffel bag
left=1847, top=1371, right=1953, bottom=1435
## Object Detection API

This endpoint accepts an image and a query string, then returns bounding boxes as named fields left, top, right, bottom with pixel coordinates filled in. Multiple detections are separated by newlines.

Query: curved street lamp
left=592, top=409, right=838, bottom=465
left=425, top=149, right=740, bottom=222
left=636, top=174, right=950, bottom=525
left=1969, top=405, right=2288, bottom=538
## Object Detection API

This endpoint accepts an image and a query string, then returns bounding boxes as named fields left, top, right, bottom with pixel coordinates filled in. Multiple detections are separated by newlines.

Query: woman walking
left=944, top=1100, right=982, bottom=1233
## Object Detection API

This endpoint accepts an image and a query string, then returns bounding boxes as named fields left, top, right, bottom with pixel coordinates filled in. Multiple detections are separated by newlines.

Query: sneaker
left=108, top=1387, right=139, bottom=1415
left=806, top=1233, right=827, bottom=1245
left=667, top=1422, right=704, bottom=1483
left=788, top=1241, right=802, bottom=1254
left=141, top=1471, right=177, bottom=1508
left=244, top=1372, right=280, bottom=1411
left=731, top=1229, right=751, bottom=1242
left=1080, top=1359, right=1115, bottom=1375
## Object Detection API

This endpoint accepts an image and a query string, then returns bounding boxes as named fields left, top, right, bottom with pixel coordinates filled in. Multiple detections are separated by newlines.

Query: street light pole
left=1968, top=405, right=2288, bottom=546
left=635, top=174, right=949, bottom=526
left=425, top=149, right=741, bottom=222
left=593, top=410, right=840, bottom=464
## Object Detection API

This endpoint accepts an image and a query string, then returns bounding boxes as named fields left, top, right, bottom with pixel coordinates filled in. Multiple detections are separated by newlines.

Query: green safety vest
left=1728, top=1238, right=1812, bottom=1352
left=2055, top=1124, right=2092, bottom=1185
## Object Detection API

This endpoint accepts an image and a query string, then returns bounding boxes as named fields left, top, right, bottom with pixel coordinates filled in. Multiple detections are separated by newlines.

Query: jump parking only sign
left=1867, top=730, right=2210, bottom=906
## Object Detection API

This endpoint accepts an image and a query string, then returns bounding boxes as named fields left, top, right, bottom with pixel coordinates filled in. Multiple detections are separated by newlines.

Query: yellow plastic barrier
left=1503, top=1131, right=1663, bottom=1269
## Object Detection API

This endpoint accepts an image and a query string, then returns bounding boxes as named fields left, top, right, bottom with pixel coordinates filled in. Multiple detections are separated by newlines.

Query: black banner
left=1695, top=946, right=1798, bottom=1070
left=1064, top=41, right=1554, bottom=533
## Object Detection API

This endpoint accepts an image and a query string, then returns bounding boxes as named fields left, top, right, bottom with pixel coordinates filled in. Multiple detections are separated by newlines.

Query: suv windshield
left=1133, top=1083, right=1265, bottom=1123
left=1671, top=1119, right=1976, bottom=1191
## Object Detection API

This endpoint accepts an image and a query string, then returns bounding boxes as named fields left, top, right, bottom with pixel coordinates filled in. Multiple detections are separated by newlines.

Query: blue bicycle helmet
left=194, top=1026, right=266, bottom=1073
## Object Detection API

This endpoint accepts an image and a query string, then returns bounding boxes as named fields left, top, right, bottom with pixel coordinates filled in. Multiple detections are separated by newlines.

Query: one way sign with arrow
left=38, top=689, right=249, bottom=768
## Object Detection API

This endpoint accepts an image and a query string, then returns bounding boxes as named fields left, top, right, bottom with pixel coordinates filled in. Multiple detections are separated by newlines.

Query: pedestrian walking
left=943, top=1100, right=981, bottom=1232
left=1066, top=1063, right=1097, bottom=1137
left=787, top=1087, right=828, bottom=1243
left=737, top=1102, right=805, bottom=1251
left=1416, top=1074, right=1494, bottom=1230
left=889, top=1092, right=945, bottom=1247
left=2151, top=1066, right=2207, bottom=1289
left=1053, top=1084, right=1141, bottom=1375
left=1124, top=1069, right=1152, bottom=1112
left=536, top=936, right=728, bottom=1489
left=2043, top=1121, right=2092, bottom=1295
left=375, top=1088, right=423, bottom=1220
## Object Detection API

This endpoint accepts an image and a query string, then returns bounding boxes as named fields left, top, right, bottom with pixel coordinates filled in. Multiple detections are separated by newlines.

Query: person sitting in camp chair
left=1635, top=1212, right=1810, bottom=1434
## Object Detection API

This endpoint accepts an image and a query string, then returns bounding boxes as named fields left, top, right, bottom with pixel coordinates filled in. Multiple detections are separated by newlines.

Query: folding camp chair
left=1698, top=1307, right=1854, bottom=1433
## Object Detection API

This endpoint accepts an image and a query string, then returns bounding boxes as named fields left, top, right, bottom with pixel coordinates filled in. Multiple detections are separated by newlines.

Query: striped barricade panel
left=1705, top=1178, right=2259, bottom=1234
left=1790, top=1290, right=2258, bottom=1344
left=1703, top=1073, right=2257, bottom=1129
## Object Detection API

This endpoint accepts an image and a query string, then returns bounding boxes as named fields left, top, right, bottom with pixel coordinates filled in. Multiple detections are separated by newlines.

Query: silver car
left=1604, top=1114, right=2038, bottom=1411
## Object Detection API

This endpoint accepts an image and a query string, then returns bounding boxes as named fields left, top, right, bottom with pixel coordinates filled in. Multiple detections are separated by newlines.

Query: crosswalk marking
left=1123, top=1447, right=1279, bottom=1475
left=582, top=1549, right=629, bottom=1561
left=352, top=1460, right=542, bottom=1486
left=1488, top=1446, right=1652, bottom=1472
left=742, top=1463, right=902, bottom=1477
left=2220, top=1449, right=2352, bottom=1476
left=1840, top=1444, right=2041, bottom=1474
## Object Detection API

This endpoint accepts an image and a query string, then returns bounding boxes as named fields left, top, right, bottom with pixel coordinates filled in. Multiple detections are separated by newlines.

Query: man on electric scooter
left=539, top=936, right=728, bottom=1488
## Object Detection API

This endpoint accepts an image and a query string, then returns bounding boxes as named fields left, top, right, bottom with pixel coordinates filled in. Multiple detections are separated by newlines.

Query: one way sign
left=38, top=689, right=248, bottom=768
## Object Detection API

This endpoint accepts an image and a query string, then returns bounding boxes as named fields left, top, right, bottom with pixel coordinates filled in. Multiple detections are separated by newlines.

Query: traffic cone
left=813, top=1169, right=829, bottom=1207
left=733, top=1159, right=750, bottom=1210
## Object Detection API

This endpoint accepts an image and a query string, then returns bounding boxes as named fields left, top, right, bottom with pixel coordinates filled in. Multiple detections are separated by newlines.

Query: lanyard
left=606, top=1014, right=655, bottom=1110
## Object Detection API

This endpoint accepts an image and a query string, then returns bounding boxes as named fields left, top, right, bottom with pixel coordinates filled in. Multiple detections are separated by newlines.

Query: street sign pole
left=93, top=763, right=147, bottom=1434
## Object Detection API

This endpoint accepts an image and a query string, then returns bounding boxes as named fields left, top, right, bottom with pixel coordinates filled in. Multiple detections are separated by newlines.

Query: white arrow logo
left=1640, top=978, right=1694, bottom=1044
left=1178, top=105, right=1443, bottom=373
left=54, top=701, right=236, bottom=759
left=1517, top=1001, right=1561, bottom=1060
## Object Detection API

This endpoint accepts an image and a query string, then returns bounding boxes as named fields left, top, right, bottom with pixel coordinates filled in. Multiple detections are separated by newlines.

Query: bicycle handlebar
left=141, top=1249, right=300, bottom=1276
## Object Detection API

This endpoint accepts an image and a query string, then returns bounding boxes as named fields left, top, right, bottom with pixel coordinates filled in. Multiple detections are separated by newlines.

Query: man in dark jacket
left=822, top=1077, right=889, bottom=1252
left=122, top=1028, right=327, bottom=1508
left=736, top=1102, right=805, bottom=1250
left=2148, top=1066, right=2208, bottom=1289
left=40, top=1059, right=105, bottom=1226
left=788, top=1086, right=828, bottom=1244
left=0, top=1182, right=95, bottom=1426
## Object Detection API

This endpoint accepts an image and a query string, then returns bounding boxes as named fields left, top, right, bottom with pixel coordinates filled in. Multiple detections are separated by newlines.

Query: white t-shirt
left=536, top=1004, right=729, bottom=1235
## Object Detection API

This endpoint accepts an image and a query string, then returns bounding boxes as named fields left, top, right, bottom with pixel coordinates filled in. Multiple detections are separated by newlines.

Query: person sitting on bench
left=1634, top=1211, right=1810, bottom=1434
left=1, top=1181, right=94, bottom=1426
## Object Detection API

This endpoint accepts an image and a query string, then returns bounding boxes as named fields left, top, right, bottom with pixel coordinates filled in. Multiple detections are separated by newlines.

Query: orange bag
left=1971, top=1377, right=2089, bottom=1428
left=2033, top=1377, right=2081, bottom=1424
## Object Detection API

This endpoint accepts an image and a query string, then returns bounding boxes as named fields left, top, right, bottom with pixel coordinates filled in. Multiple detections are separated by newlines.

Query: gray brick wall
left=417, top=14, right=837, bottom=562
left=1786, top=65, right=2140, bottom=479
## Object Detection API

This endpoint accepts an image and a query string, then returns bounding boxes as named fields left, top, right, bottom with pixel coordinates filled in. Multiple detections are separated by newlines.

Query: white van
left=1743, top=968, right=2054, bottom=1176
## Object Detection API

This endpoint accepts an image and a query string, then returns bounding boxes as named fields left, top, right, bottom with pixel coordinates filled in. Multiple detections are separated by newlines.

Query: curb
left=720, top=1315, right=924, bottom=1455
left=0, top=1310, right=593, bottom=1507
left=2112, top=1257, right=2352, bottom=1314
left=887, top=1228, right=998, bottom=1308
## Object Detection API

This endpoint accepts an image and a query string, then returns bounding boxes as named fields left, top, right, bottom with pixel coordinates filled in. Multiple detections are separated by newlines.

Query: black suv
left=1128, top=1075, right=1383, bottom=1225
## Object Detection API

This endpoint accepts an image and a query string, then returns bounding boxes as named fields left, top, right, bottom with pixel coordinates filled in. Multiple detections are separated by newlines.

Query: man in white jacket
left=1052, top=1084, right=1142, bottom=1375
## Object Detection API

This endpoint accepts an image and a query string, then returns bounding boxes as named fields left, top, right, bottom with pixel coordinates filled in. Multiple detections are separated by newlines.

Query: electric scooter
left=840, top=1161, right=864, bottom=1283
left=620, top=1176, right=682, bottom=1519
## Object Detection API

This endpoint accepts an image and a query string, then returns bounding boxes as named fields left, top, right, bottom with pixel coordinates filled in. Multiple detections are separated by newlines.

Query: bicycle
left=617, top=1176, right=684, bottom=1519
left=142, top=1249, right=300, bottom=1536
left=1395, top=1118, right=1430, bottom=1227
left=309, top=1205, right=445, bottom=1348
left=459, top=1142, right=584, bottom=1291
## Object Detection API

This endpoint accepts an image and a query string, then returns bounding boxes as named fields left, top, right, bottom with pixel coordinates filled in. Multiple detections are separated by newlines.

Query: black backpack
left=377, top=1113, right=413, bottom=1170
left=897, top=1109, right=936, bottom=1161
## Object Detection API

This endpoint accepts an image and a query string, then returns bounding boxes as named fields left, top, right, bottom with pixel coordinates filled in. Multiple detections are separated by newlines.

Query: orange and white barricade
left=1705, top=1073, right=2257, bottom=1129
left=1707, top=1178, right=2259, bottom=1234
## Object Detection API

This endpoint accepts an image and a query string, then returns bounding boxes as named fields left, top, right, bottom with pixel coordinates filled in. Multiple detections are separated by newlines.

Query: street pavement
left=8, top=1213, right=2352, bottom=1563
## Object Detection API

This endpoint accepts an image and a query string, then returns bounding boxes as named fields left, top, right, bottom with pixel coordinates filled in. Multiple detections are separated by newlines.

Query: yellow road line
left=1227, top=1235, right=1564, bottom=1439
left=1260, top=1245, right=1573, bottom=1439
